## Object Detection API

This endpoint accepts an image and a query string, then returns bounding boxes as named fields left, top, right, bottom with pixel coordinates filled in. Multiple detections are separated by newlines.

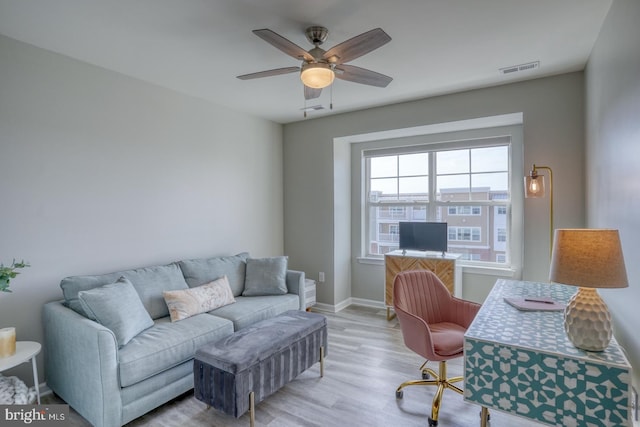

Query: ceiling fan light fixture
left=300, top=63, right=334, bottom=89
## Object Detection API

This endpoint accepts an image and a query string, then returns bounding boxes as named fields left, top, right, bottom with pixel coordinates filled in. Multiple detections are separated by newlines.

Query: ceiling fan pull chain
left=303, top=93, right=307, bottom=118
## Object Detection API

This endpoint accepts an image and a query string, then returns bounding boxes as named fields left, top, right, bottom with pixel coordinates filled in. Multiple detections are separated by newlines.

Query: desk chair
left=393, top=270, right=481, bottom=426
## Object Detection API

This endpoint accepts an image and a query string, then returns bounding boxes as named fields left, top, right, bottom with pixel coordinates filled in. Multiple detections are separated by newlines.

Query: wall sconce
left=549, top=229, right=628, bottom=351
left=524, top=164, right=553, bottom=255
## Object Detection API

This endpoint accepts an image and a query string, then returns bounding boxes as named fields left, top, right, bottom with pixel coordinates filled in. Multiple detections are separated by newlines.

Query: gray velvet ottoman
left=194, top=310, right=327, bottom=426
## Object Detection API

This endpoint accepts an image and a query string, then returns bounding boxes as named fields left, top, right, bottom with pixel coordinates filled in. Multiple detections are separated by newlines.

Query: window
left=449, top=226, right=481, bottom=241
left=448, top=206, right=481, bottom=215
left=364, top=137, right=512, bottom=266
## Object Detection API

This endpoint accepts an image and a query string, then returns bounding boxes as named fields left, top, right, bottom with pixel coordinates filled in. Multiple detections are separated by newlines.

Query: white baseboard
left=311, top=298, right=385, bottom=313
left=349, top=298, right=385, bottom=309
left=311, top=302, right=336, bottom=313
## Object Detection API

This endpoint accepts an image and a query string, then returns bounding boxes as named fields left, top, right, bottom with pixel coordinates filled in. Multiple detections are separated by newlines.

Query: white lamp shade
left=300, top=63, right=335, bottom=89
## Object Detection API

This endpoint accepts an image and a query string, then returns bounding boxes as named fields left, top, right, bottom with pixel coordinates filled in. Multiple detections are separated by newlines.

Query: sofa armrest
left=286, top=270, right=306, bottom=310
left=43, top=301, right=122, bottom=427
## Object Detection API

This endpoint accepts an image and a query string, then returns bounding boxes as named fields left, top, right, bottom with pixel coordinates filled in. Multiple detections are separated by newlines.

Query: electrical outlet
left=318, top=272, right=325, bottom=283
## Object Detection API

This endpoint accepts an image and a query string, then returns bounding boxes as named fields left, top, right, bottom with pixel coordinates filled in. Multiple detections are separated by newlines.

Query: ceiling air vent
left=499, top=61, right=540, bottom=75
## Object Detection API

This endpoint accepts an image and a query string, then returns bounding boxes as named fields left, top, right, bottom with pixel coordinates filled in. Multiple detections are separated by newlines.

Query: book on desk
left=503, top=297, right=565, bottom=311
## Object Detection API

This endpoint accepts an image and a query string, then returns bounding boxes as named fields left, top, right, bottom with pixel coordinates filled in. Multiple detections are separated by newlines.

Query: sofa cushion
left=208, top=294, right=300, bottom=331
left=178, top=253, right=249, bottom=296
left=163, top=276, right=236, bottom=322
left=61, top=263, right=189, bottom=320
left=78, top=277, right=154, bottom=347
left=242, top=257, right=288, bottom=296
left=118, top=313, right=234, bottom=387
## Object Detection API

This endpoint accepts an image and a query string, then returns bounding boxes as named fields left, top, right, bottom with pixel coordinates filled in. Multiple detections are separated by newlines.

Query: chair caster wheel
left=422, top=371, right=430, bottom=380
left=428, top=417, right=438, bottom=426
left=395, top=390, right=403, bottom=399
left=479, top=410, right=490, bottom=420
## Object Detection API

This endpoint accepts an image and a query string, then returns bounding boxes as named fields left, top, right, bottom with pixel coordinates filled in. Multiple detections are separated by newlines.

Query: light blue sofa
left=42, top=253, right=305, bottom=427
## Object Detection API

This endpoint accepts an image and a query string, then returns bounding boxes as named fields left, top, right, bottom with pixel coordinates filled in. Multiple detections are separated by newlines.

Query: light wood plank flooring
left=44, top=306, right=545, bottom=426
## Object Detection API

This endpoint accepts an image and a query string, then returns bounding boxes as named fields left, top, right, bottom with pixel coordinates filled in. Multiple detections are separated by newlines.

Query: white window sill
left=356, top=257, right=384, bottom=265
left=356, top=256, right=517, bottom=277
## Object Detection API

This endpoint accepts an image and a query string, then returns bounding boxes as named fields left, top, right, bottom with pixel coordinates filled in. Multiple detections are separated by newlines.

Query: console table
left=464, top=279, right=632, bottom=426
left=385, top=250, right=461, bottom=320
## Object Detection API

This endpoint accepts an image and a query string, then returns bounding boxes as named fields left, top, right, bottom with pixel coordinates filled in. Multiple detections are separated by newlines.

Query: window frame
left=357, top=125, right=523, bottom=271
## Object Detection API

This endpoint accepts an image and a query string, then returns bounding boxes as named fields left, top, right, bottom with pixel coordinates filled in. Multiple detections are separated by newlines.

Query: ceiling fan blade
left=253, top=29, right=314, bottom=62
left=237, top=67, right=300, bottom=80
left=334, top=64, right=392, bottom=88
left=304, top=86, right=322, bottom=100
left=323, top=28, right=391, bottom=64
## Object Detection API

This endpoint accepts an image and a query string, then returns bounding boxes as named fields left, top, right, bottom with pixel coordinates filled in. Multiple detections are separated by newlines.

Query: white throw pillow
left=163, top=275, right=236, bottom=322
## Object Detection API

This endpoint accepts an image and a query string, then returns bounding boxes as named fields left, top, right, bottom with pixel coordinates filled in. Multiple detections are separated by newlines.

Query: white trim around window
left=353, top=123, right=524, bottom=274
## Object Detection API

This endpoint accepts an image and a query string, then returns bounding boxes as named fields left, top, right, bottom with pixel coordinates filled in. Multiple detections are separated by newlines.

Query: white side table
left=304, top=279, right=316, bottom=310
left=0, top=341, right=41, bottom=404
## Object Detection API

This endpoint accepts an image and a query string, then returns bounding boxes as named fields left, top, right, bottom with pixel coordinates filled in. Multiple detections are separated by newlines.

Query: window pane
left=368, top=206, right=401, bottom=255
left=399, top=153, right=428, bottom=176
left=437, top=150, right=469, bottom=174
left=472, top=172, right=508, bottom=192
left=471, top=146, right=508, bottom=173
left=399, top=176, right=429, bottom=200
left=370, top=156, right=397, bottom=178
left=370, top=178, right=397, bottom=197
left=437, top=175, right=470, bottom=201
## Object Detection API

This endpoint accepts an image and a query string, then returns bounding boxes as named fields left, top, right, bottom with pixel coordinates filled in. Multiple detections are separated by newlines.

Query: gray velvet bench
left=194, top=310, right=328, bottom=426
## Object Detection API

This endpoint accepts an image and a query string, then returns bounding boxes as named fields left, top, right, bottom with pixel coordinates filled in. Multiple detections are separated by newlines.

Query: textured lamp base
left=564, top=287, right=612, bottom=352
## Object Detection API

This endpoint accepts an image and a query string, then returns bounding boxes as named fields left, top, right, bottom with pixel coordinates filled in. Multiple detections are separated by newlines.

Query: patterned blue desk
left=464, top=279, right=632, bottom=426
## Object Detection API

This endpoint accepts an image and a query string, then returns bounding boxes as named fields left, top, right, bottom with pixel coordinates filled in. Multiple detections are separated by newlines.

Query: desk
left=464, top=279, right=631, bottom=426
left=0, top=341, right=41, bottom=404
left=384, top=250, right=461, bottom=320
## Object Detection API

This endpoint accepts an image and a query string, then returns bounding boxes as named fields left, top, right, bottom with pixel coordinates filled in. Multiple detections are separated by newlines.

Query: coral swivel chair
left=393, top=270, right=481, bottom=426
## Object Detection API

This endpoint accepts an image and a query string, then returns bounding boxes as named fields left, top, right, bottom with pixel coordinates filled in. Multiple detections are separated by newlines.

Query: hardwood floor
left=44, top=306, right=545, bottom=426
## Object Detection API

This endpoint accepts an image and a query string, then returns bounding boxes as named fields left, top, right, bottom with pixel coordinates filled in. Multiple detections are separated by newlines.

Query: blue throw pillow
left=242, top=257, right=288, bottom=296
left=78, top=277, right=154, bottom=347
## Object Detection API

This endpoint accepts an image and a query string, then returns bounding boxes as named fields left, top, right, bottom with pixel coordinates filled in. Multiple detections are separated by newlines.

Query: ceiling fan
left=237, top=26, right=393, bottom=101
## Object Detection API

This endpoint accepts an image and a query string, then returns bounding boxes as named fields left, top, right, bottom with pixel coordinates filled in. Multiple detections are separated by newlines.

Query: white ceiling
left=0, top=0, right=612, bottom=124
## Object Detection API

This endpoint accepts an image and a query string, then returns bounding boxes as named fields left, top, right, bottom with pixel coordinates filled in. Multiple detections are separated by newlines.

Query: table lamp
left=549, top=229, right=628, bottom=351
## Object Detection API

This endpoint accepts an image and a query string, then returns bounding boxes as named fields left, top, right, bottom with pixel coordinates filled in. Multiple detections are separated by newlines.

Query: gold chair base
left=395, top=360, right=463, bottom=425
left=386, top=307, right=396, bottom=321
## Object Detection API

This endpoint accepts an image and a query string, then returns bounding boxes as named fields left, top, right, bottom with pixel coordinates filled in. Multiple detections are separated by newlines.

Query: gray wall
left=0, top=35, right=284, bottom=384
left=585, top=0, right=640, bottom=388
left=284, top=72, right=585, bottom=307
